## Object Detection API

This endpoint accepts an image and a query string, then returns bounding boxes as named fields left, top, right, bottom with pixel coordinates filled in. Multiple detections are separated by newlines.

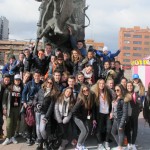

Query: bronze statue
left=34, top=0, right=90, bottom=53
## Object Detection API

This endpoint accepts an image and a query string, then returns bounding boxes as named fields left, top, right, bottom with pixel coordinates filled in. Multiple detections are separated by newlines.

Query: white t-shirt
left=99, top=95, right=109, bottom=114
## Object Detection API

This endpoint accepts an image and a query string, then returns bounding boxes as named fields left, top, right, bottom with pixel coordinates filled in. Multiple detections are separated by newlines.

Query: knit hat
left=103, top=46, right=108, bottom=52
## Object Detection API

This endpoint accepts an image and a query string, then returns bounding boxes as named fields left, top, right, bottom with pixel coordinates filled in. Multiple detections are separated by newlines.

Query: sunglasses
left=47, top=81, right=53, bottom=85
left=115, top=89, right=120, bottom=92
left=83, top=89, right=89, bottom=92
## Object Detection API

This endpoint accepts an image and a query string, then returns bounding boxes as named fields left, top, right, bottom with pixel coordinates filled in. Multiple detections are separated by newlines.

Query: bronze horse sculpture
left=34, top=0, right=90, bottom=53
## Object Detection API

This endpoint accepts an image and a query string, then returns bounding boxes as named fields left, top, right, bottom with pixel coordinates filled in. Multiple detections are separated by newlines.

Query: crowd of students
left=0, top=35, right=149, bottom=150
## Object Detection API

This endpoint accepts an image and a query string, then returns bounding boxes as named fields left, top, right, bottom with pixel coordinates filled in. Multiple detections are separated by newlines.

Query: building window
left=144, top=48, right=150, bottom=51
left=124, top=40, right=130, bottom=44
left=124, top=34, right=131, bottom=38
left=133, top=35, right=142, bottom=38
left=144, top=42, right=150, bottom=45
left=145, top=35, right=150, bottom=38
left=133, top=53, right=142, bottom=57
left=144, top=54, right=149, bottom=57
left=133, top=41, right=142, bottom=44
left=133, top=47, right=142, bottom=50
left=123, top=46, right=130, bottom=50
left=123, top=59, right=130, bottom=62
left=123, top=53, right=130, bottom=56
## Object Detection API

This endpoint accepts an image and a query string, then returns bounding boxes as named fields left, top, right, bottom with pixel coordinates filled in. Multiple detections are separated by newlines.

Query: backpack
left=25, top=105, right=35, bottom=126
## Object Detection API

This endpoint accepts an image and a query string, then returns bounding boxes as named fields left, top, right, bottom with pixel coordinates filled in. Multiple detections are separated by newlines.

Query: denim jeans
left=74, top=117, right=89, bottom=146
left=111, top=119, right=124, bottom=146
left=35, top=112, right=47, bottom=140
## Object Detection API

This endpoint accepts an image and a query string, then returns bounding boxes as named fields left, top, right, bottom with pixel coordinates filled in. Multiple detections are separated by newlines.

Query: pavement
left=0, top=113, right=150, bottom=150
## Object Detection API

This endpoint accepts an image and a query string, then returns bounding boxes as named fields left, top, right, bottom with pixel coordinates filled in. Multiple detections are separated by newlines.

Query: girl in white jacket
left=55, top=87, right=75, bottom=150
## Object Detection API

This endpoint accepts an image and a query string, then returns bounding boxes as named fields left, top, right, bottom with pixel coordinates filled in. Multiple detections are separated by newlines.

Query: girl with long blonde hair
left=71, top=49, right=83, bottom=76
left=91, top=79, right=112, bottom=150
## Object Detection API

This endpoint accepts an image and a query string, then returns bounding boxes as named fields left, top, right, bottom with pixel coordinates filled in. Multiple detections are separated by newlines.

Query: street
left=0, top=113, right=150, bottom=150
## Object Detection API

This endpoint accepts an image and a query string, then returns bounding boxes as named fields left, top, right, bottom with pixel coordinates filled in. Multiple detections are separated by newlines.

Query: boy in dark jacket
left=31, top=49, right=50, bottom=76
left=22, top=70, right=43, bottom=146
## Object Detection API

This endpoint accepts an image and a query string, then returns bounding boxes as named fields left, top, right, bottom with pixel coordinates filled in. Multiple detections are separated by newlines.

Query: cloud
left=0, top=0, right=40, bottom=40
left=0, top=0, right=150, bottom=50
left=85, top=0, right=150, bottom=50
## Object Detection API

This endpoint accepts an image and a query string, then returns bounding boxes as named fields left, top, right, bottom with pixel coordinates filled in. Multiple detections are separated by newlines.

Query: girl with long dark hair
left=73, top=84, right=95, bottom=150
left=111, top=84, right=128, bottom=150
left=125, top=81, right=143, bottom=150
left=34, top=77, right=59, bottom=150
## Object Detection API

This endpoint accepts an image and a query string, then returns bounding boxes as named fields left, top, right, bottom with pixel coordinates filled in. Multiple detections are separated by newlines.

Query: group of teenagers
left=0, top=38, right=149, bottom=150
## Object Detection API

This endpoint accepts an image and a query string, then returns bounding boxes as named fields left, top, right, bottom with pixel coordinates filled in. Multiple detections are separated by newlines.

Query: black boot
left=36, top=139, right=43, bottom=150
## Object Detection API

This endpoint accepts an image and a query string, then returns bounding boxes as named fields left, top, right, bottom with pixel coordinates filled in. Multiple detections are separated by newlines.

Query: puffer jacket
left=54, top=97, right=74, bottom=124
left=33, top=88, right=57, bottom=120
left=116, top=98, right=128, bottom=129
left=124, top=92, right=143, bottom=118
left=95, top=50, right=120, bottom=62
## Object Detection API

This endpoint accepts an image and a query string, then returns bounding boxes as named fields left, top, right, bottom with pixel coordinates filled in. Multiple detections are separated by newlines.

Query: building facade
left=0, top=16, right=9, bottom=40
left=0, top=40, right=43, bottom=65
left=85, top=39, right=104, bottom=50
left=118, top=26, right=150, bottom=69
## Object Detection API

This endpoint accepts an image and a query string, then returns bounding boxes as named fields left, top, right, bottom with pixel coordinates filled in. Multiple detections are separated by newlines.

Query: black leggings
left=96, top=113, right=112, bottom=144
left=125, top=116, right=138, bottom=144
left=27, top=125, right=36, bottom=140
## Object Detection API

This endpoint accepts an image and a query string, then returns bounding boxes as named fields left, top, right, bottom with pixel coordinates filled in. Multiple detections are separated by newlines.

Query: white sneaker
left=2, top=138, right=12, bottom=145
left=98, top=144, right=104, bottom=150
left=104, top=142, right=110, bottom=150
left=11, top=137, right=18, bottom=144
left=127, top=144, right=132, bottom=150
left=132, top=144, right=137, bottom=150
left=111, top=147, right=119, bottom=150
left=75, top=145, right=83, bottom=150
left=82, top=145, right=88, bottom=150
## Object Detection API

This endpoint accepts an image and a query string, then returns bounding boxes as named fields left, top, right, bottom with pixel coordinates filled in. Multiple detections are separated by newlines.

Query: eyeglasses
left=83, top=89, right=89, bottom=92
left=47, top=81, right=53, bottom=85
left=115, top=89, right=120, bottom=92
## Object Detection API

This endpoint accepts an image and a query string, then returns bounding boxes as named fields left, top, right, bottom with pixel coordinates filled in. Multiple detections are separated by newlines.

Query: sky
left=0, top=0, right=150, bottom=50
